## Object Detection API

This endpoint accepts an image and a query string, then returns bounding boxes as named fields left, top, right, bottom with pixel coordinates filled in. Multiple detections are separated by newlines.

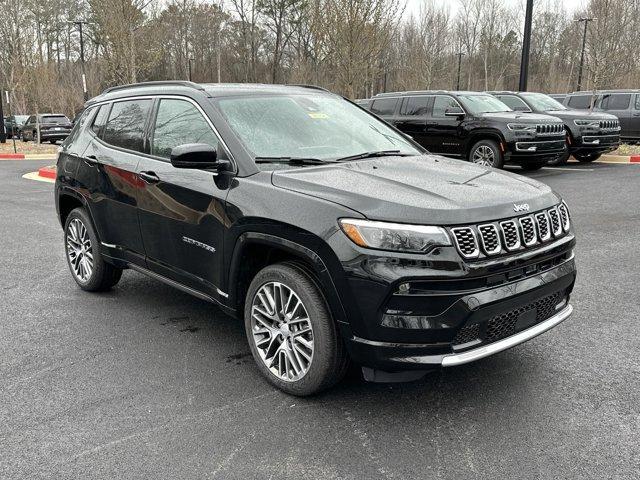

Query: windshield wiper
left=336, top=150, right=410, bottom=162
left=254, top=156, right=329, bottom=165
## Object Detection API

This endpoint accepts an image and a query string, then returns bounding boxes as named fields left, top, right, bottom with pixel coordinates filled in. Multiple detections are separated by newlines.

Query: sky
left=402, top=0, right=587, bottom=20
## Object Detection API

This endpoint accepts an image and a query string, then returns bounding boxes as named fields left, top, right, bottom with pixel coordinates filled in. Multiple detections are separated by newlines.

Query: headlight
left=339, top=218, right=451, bottom=253
left=574, top=119, right=600, bottom=127
left=507, top=123, right=537, bottom=132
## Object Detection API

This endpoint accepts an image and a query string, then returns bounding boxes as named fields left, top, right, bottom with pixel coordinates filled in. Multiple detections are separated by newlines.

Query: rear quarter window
left=370, top=98, right=398, bottom=116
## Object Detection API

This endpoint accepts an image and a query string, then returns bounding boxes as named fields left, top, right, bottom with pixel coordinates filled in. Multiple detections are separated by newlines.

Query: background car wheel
left=64, top=208, right=123, bottom=292
left=244, top=263, right=348, bottom=396
left=547, top=151, right=570, bottom=166
left=22, top=132, right=28, bottom=142
left=469, top=139, right=504, bottom=169
left=520, top=160, right=547, bottom=171
left=49, top=140, right=57, bottom=144
left=574, top=152, right=602, bottom=163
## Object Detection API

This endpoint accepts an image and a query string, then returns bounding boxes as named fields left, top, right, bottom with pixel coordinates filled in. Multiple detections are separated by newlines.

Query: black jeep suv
left=490, top=91, right=620, bottom=164
left=55, top=82, right=576, bottom=395
left=363, top=91, right=567, bottom=170
left=22, top=114, right=73, bottom=143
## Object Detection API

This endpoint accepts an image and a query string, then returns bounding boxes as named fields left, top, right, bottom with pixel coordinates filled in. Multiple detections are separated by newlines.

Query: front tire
left=64, top=208, right=122, bottom=291
left=469, top=139, right=504, bottom=169
left=574, top=152, right=601, bottom=163
left=244, top=263, right=348, bottom=396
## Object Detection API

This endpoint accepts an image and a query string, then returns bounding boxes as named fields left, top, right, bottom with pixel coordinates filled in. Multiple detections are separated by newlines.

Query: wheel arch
left=226, top=231, right=350, bottom=332
left=465, top=129, right=506, bottom=158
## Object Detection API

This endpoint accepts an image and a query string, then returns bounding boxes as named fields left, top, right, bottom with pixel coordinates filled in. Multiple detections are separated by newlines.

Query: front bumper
left=40, top=129, right=71, bottom=140
left=343, top=246, right=576, bottom=372
left=505, top=139, right=567, bottom=163
left=570, top=133, right=620, bottom=154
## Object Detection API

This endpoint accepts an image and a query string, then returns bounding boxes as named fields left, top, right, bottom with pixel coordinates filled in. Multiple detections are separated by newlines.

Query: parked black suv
left=562, top=90, right=640, bottom=144
left=490, top=91, right=620, bottom=164
left=55, top=82, right=576, bottom=395
left=22, top=114, right=73, bottom=143
left=363, top=91, right=567, bottom=170
left=4, top=114, right=29, bottom=139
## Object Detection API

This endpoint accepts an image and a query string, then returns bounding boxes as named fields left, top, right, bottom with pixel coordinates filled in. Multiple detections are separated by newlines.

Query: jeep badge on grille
left=513, top=203, right=530, bottom=212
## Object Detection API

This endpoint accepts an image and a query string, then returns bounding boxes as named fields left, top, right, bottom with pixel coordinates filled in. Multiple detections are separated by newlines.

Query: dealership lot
left=1, top=160, right=638, bottom=479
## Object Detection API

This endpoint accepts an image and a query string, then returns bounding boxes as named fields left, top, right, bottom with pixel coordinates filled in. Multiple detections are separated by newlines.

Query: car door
left=631, top=94, right=640, bottom=139
left=597, top=93, right=633, bottom=140
left=425, top=95, right=465, bottom=157
left=77, top=99, right=152, bottom=265
left=393, top=96, right=432, bottom=147
left=23, top=115, right=35, bottom=139
left=136, top=96, right=231, bottom=297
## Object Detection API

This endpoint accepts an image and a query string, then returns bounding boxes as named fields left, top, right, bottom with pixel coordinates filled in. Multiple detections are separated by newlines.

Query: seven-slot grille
left=450, top=204, right=570, bottom=259
left=536, top=123, right=564, bottom=135
left=599, top=119, right=619, bottom=131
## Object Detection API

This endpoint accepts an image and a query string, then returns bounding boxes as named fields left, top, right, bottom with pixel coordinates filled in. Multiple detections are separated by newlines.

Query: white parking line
left=543, top=167, right=594, bottom=172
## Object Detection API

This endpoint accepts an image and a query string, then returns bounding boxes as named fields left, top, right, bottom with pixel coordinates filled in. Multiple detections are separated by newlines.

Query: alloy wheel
left=472, top=145, right=496, bottom=166
left=66, top=218, right=94, bottom=282
left=250, top=281, right=314, bottom=382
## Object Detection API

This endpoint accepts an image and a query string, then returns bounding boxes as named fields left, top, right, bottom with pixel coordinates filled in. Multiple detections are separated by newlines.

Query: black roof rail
left=286, top=84, right=331, bottom=93
left=101, top=81, right=205, bottom=95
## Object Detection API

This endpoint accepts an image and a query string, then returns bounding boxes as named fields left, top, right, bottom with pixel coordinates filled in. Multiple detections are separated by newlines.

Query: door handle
left=83, top=155, right=98, bottom=166
left=139, top=171, right=160, bottom=184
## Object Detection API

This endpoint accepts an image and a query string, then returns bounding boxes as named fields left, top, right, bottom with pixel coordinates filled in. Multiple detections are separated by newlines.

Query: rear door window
left=600, top=94, right=631, bottom=110
left=102, top=99, right=152, bottom=152
left=567, top=95, right=592, bottom=109
left=400, top=96, right=430, bottom=116
left=151, top=99, right=219, bottom=159
left=370, top=98, right=398, bottom=116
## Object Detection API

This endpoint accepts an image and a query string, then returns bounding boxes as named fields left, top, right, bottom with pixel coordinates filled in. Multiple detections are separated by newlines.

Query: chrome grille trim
left=451, top=227, right=479, bottom=259
left=548, top=207, right=563, bottom=237
left=499, top=220, right=521, bottom=251
left=518, top=215, right=537, bottom=247
left=536, top=123, right=564, bottom=136
left=478, top=224, right=501, bottom=255
left=535, top=211, right=551, bottom=242
left=558, top=203, right=570, bottom=231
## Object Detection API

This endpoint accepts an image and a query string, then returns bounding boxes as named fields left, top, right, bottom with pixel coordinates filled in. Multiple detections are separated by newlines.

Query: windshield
left=40, top=115, right=70, bottom=124
left=15, top=115, right=29, bottom=124
left=457, top=94, right=512, bottom=114
left=216, top=94, right=421, bottom=165
left=521, top=93, right=567, bottom=111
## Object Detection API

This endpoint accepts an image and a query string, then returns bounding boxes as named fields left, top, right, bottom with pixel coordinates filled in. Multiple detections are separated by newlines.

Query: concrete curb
left=0, top=153, right=58, bottom=160
left=0, top=153, right=25, bottom=159
left=600, top=154, right=640, bottom=164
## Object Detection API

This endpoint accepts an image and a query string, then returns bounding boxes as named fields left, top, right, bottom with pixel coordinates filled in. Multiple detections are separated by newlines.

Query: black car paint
left=363, top=91, right=568, bottom=166
left=55, top=83, right=576, bottom=375
left=490, top=91, right=621, bottom=156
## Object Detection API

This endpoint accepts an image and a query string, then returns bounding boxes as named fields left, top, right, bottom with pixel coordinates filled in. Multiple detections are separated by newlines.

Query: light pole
left=576, top=17, right=595, bottom=92
left=68, top=20, right=92, bottom=101
left=455, top=52, right=465, bottom=91
left=188, top=58, right=193, bottom=82
left=518, top=0, right=534, bottom=92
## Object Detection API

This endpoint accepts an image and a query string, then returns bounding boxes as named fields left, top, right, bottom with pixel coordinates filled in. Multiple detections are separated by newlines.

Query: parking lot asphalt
left=1, top=160, right=639, bottom=480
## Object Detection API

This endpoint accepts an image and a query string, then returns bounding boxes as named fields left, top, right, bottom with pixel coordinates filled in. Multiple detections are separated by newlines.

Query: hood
left=541, top=109, right=618, bottom=121
left=271, top=155, right=560, bottom=225
left=478, top=111, right=563, bottom=123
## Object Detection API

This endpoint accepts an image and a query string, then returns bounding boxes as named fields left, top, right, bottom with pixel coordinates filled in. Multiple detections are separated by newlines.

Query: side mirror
left=444, top=109, right=464, bottom=118
left=170, top=143, right=221, bottom=169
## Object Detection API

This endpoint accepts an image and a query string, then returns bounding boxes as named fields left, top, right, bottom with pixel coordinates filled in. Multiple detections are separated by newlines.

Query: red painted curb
left=631, top=155, right=640, bottom=163
left=38, top=166, right=57, bottom=179
left=0, top=153, right=25, bottom=159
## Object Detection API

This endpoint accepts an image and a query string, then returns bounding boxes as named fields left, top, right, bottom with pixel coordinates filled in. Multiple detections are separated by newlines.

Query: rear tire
left=49, top=139, right=57, bottom=144
left=468, top=139, right=504, bottom=169
left=244, top=263, right=348, bottom=396
left=574, top=152, right=601, bottom=163
left=64, top=208, right=123, bottom=292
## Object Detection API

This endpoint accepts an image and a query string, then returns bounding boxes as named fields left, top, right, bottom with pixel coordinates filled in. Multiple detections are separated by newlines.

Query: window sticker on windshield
left=308, top=112, right=328, bottom=119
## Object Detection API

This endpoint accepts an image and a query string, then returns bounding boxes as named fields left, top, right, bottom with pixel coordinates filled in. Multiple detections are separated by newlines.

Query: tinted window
left=91, top=105, right=109, bottom=136
left=41, top=115, right=70, bottom=124
left=433, top=96, right=463, bottom=117
left=600, top=94, right=631, bottom=110
left=401, top=96, right=430, bottom=116
left=65, top=107, right=94, bottom=144
left=498, top=95, right=531, bottom=111
left=151, top=99, right=218, bottom=159
left=370, top=98, right=398, bottom=116
left=567, top=95, right=591, bottom=109
left=103, top=99, right=152, bottom=152
left=635, top=95, right=640, bottom=110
